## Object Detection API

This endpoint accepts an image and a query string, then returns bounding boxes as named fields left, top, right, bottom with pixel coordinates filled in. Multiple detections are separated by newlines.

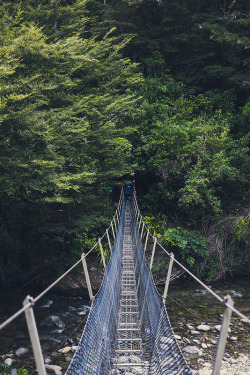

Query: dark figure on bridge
left=124, top=181, right=133, bottom=200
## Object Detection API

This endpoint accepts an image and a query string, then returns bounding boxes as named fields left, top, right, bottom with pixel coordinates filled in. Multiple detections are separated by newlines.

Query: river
left=0, top=276, right=249, bottom=373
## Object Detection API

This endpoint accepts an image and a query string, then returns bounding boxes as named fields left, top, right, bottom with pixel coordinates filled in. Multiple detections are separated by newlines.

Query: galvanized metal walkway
left=112, top=202, right=148, bottom=373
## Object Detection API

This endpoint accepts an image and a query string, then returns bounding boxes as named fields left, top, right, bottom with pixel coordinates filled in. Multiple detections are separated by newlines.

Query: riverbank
left=0, top=276, right=249, bottom=374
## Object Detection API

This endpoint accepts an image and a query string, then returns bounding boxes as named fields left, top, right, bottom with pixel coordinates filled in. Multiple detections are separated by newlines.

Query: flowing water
left=0, top=276, right=249, bottom=373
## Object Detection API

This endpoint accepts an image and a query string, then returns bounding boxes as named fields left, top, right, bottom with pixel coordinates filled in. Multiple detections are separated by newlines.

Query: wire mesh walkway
left=66, top=198, right=193, bottom=374
left=112, top=201, right=147, bottom=373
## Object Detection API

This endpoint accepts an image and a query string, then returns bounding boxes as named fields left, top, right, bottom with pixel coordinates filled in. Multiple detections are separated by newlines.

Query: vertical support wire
left=212, top=295, right=234, bottom=375
left=23, top=296, right=46, bottom=375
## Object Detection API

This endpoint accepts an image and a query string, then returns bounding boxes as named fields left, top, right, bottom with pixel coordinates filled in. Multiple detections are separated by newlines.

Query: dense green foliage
left=0, top=0, right=249, bottom=285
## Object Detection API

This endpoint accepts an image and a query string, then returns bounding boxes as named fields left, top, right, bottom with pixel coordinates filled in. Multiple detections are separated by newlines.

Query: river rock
left=191, top=330, right=200, bottom=335
left=203, top=362, right=211, bottom=367
left=183, top=346, right=200, bottom=355
left=45, top=364, right=62, bottom=372
left=197, top=324, right=211, bottom=331
left=40, top=315, right=65, bottom=328
left=201, top=343, right=207, bottom=349
left=174, top=335, right=181, bottom=340
left=58, top=346, right=71, bottom=354
left=10, top=370, right=17, bottom=375
left=15, top=348, right=29, bottom=357
left=193, top=339, right=201, bottom=345
left=54, top=371, right=62, bottom=375
left=4, top=358, right=12, bottom=366
left=215, top=325, right=231, bottom=332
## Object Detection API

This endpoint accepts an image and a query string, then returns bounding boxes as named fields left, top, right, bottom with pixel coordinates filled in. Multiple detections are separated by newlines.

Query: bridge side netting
left=66, top=200, right=125, bottom=375
left=130, top=196, right=193, bottom=375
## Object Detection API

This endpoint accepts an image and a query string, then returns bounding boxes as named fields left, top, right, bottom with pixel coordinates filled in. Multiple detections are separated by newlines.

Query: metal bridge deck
left=112, top=203, right=148, bottom=374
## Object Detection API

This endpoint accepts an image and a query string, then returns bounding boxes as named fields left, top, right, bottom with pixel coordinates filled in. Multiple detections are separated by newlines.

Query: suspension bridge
left=0, top=188, right=249, bottom=375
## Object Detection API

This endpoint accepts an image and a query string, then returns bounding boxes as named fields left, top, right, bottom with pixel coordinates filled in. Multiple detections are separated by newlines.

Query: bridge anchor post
left=162, top=253, right=174, bottom=303
left=98, top=238, right=106, bottom=269
left=23, top=296, right=46, bottom=375
left=81, top=254, right=94, bottom=300
left=140, top=221, right=145, bottom=240
left=149, top=237, right=157, bottom=270
left=144, top=229, right=149, bottom=251
left=106, top=228, right=112, bottom=252
left=111, top=221, right=116, bottom=240
left=212, top=295, right=234, bottom=375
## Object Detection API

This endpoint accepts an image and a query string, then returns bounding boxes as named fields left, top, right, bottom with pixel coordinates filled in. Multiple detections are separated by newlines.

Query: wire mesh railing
left=130, top=197, right=193, bottom=375
left=65, top=199, right=125, bottom=374
left=131, top=187, right=249, bottom=375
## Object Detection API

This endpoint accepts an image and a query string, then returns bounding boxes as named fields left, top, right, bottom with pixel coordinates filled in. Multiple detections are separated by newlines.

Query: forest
left=0, top=0, right=249, bottom=287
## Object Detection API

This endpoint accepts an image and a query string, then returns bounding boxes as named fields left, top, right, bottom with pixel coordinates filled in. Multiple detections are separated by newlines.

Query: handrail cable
left=133, top=191, right=250, bottom=324
left=0, top=245, right=96, bottom=331
left=34, top=244, right=98, bottom=304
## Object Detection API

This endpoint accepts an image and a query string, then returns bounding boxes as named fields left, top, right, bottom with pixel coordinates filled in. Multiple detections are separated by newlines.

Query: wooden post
left=162, top=253, right=174, bottom=303
left=150, top=237, right=157, bottom=270
left=144, top=229, right=149, bottom=251
left=212, top=295, right=234, bottom=375
left=98, top=238, right=106, bottom=269
left=23, top=296, right=46, bottom=375
left=140, top=221, right=145, bottom=240
left=106, top=228, right=112, bottom=251
left=81, top=254, right=94, bottom=300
